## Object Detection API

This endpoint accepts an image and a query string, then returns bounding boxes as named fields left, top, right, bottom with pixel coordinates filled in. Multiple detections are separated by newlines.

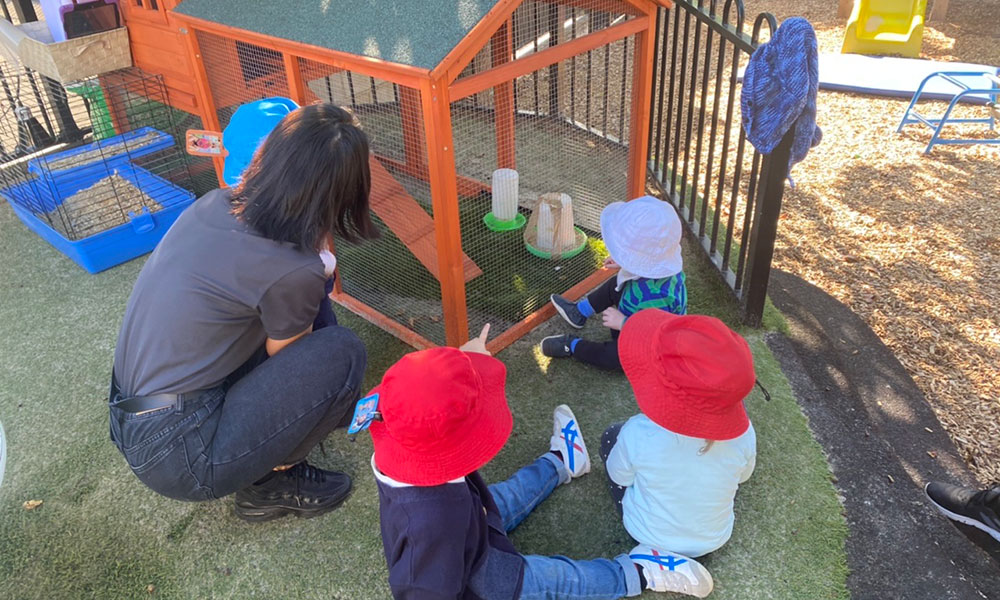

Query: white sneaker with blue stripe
left=630, top=544, right=713, bottom=597
left=550, top=404, right=590, bottom=479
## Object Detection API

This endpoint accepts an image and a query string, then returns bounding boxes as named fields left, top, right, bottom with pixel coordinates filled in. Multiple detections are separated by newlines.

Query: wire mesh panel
left=100, top=70, right=218, bottom=198
left=298, top=57, right=447, bottom=345
left=458, top=0, right=638, bottom=85
left=450, top=34, right=636, bottom=338
left=196, top=31, right=290, bottom=130
left=0, top=66, right=196, bottom=241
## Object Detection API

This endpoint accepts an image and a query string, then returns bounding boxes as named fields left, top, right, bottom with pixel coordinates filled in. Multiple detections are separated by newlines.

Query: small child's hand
left=459, top=324, right=491, bottom=355
left=602, top=308, right=626, bottom=330
left=602, top=256, right=619, bottom=269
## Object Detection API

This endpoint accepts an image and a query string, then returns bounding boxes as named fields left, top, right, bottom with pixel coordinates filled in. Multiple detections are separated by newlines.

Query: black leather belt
left=110, top=371, right=206, bottom=415
left=115, top=393, right=184, bottom=414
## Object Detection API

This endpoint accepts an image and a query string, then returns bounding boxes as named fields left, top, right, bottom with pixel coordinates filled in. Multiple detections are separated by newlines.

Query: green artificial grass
left=0, top=200, right=845, bottom=599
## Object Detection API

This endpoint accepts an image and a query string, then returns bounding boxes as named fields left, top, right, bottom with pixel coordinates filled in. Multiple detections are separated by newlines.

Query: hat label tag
left=348, top=393, right=381, bottom=435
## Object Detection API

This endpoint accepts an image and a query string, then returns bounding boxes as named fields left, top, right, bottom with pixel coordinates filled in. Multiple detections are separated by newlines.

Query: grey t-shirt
left=113, top=189, right=326, bottom=397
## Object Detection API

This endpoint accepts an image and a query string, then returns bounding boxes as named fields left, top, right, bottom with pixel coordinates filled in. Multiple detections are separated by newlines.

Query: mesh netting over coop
left=174, top=0, right=667, bottom=350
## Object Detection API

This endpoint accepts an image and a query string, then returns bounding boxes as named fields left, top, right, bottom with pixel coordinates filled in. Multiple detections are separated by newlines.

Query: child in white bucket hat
left=541, top=196, right=687, bottom=371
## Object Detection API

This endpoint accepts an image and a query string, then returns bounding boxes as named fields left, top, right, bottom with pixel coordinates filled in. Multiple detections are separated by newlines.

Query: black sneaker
left=925, top=481, right=1000, bottom=543
left=541, top=334, right=575, bottom=358
left=234, top=462, right=352, bottom=522
left=551, top=294, right=587, bottom=329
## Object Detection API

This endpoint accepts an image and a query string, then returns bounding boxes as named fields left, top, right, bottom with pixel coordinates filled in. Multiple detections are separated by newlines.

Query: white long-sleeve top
left=606, top=413, right=756, bottom=557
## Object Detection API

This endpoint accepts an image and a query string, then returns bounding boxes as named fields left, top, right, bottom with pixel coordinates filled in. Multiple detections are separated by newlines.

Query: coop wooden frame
left=139, top=0, right=670, bottom=351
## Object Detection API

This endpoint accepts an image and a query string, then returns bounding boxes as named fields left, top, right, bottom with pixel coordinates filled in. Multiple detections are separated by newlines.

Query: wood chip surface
left=745, top=0, right=1000, bottom=482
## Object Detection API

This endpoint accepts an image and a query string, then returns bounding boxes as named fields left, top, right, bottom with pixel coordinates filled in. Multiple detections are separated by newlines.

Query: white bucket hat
left=600, top=195, right=683, bottom=279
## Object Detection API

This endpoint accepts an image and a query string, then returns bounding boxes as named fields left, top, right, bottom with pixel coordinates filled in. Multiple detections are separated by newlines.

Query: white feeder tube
left=491, top=168, right=519, bottom=221
left=557, top=193, right=576, bottom=251
left=536, top=201, right=555, bottom=251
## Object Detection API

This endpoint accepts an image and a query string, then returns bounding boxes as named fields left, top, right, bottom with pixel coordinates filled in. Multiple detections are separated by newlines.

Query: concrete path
left=767, top=269, right=1000, bottom=600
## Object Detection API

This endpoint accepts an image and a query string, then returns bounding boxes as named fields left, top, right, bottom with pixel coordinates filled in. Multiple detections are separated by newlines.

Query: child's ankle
left=577, top=298, right=595, bottom=318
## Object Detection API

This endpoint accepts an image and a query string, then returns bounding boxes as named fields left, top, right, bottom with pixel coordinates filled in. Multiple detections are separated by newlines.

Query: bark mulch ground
left=744, top=0, right=1000, bottom=483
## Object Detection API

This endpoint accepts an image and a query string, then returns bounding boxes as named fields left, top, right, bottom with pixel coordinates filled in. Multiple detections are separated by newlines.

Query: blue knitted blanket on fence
left=741, top=17, right=822, bottom=179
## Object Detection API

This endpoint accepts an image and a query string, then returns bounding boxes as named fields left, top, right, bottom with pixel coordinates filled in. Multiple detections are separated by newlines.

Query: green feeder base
left=525, top=227, right=588, bottom=260
left=483, top=211, right=526, bottom=232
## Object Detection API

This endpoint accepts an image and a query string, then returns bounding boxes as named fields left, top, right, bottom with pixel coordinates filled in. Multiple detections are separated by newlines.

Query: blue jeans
left=489, top=454, right=641, bottom=599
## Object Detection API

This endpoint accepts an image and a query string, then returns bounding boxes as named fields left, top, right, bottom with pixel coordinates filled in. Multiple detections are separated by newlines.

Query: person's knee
left=310, top=326, right=366, bottom=361
left=309, top=326, right=367, bottom=387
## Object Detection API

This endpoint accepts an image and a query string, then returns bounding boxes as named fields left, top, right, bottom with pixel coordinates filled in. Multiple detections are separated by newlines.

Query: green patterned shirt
left=618, top=272, right=687, bottom=317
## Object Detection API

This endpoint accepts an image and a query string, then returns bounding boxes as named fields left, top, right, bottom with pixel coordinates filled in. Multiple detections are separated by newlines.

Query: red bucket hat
left=368, top=347, right=513, bottom=486
left=619, top=310, right=755, bottom=440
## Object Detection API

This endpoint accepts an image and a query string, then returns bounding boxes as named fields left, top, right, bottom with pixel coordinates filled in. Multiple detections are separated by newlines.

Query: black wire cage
left=0, top=63, right=207, bottom=272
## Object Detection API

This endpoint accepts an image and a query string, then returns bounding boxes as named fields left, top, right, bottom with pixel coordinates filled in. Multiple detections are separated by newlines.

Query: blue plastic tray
left=27, top=127, right=175, bottom=185
left=2, top=166, right=195, bottom=274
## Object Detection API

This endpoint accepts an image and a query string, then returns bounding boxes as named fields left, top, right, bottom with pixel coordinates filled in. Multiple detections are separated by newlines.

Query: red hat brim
left=619, top=310, right=751, bottom=441
left=370, top=352, right=513, bottom=486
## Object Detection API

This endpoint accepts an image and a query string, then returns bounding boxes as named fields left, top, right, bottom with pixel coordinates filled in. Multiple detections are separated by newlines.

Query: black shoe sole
left=234, top=492, right=351, bottom=523
left=541, top=335, right=573, bottom=358
left=550, top=295, right=586, bottom=329
left=925, top=484, right=1000, bottom=543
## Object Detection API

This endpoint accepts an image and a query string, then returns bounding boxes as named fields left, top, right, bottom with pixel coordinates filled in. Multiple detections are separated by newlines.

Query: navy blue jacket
left=376, top=470, right=525, bottom=600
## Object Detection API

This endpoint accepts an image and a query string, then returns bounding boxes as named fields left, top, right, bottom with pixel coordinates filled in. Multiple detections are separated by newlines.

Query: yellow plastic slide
left=842, top=0, right=927, bottom=58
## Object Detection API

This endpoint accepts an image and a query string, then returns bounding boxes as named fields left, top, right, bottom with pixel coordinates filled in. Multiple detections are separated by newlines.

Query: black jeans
left=109, top=282, right=365, bottom=501
left=573, top=277, right=623, bottom=371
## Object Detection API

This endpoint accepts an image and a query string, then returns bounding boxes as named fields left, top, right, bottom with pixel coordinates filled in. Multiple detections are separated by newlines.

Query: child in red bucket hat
left=358, top=326, right=713, bottom=599
left=600, top=309, right=758, bottom=584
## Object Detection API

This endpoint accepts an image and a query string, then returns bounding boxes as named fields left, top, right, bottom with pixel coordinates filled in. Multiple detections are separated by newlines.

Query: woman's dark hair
left=231, top=104, right=378, bottom=248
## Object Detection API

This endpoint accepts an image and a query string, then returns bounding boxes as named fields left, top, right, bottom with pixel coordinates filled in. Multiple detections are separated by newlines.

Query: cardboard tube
left=536, top=201, right=555, bottom=251
left=557, top=193, right=576, bottom=251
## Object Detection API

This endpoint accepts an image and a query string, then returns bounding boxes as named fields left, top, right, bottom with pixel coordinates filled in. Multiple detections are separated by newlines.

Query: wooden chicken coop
left=121, top=0, right=671, bottom=351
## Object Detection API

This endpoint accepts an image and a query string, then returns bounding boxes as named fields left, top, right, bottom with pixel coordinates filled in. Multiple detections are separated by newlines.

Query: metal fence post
left=741, top=129, right=792, bottom=326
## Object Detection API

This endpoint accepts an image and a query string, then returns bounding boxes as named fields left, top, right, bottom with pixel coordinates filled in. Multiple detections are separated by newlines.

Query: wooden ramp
left=368, top=156, right=482, bottom=283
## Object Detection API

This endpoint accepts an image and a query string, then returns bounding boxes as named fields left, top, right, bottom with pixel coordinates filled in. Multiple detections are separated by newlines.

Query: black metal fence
left=647, top=0, right=791, bottom=326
